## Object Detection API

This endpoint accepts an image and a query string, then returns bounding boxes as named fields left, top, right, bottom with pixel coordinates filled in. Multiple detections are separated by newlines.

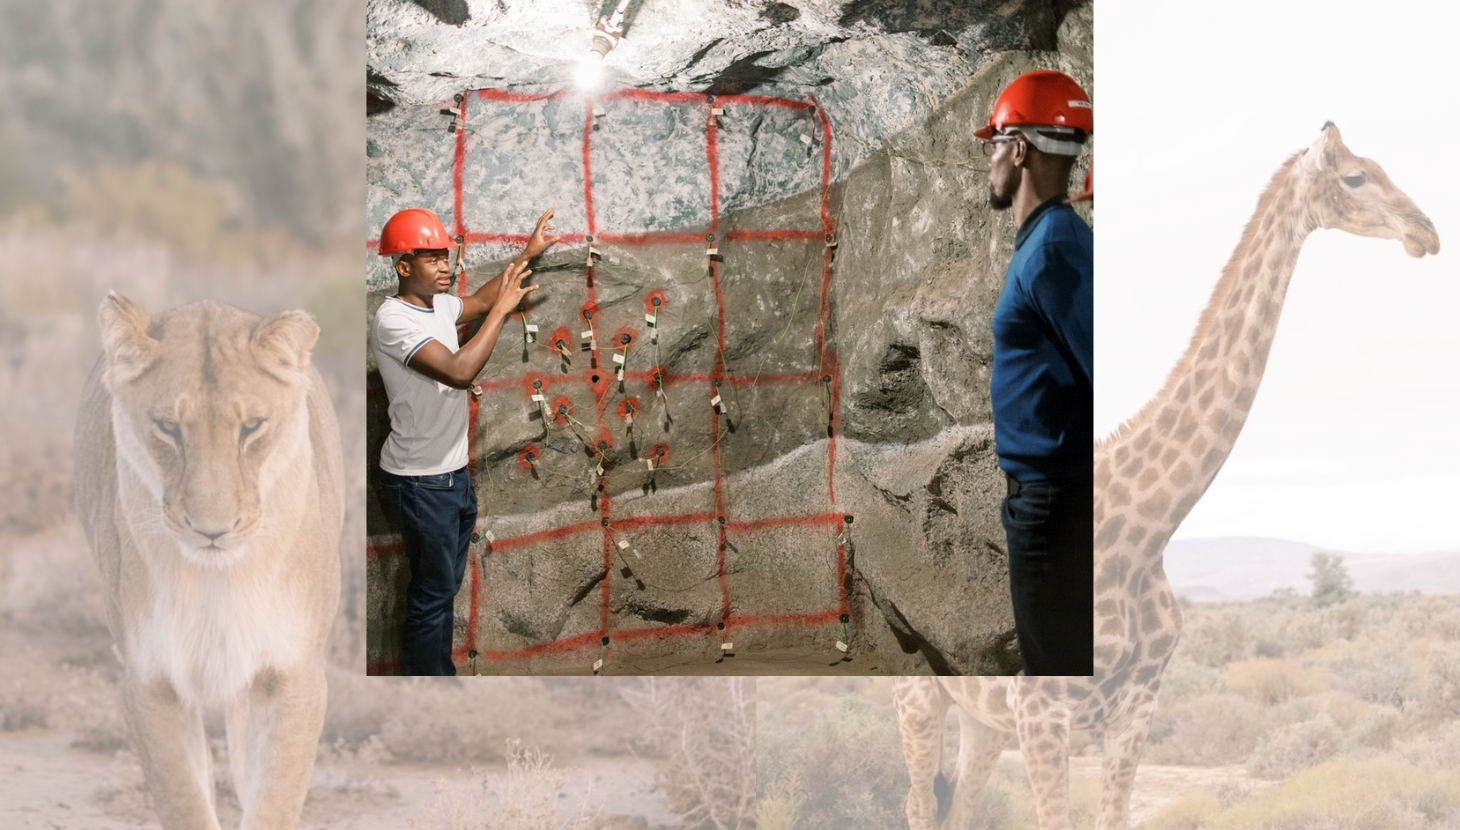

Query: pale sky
left=1098, top=1, right=1460, bottom=553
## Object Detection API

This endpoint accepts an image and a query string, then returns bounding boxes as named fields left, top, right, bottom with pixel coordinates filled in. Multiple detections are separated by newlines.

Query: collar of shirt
left=1014, top=194, right=1070, bottom=250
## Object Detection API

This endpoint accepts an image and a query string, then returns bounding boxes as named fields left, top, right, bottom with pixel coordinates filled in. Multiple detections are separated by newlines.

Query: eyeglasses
left=979, top=134, right=1023, bottom=157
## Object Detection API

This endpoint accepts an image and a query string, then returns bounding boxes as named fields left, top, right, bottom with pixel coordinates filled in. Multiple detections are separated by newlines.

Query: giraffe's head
left=1299, top=122, right=1439, bottom=257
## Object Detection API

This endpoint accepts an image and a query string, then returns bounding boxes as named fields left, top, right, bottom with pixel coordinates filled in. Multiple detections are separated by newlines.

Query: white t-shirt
left=371, top=293, right=470, bottom=476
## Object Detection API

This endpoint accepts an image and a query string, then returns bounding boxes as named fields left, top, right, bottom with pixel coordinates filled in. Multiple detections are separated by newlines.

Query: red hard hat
left=974, top=70, right=1093, bottom=140
left=379, top=208, right=453, bottom=257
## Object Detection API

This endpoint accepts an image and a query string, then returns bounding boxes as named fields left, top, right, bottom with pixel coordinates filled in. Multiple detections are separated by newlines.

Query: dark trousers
left=380, top=466, right=477, bottom=676
left=1002, top=471, right=1094, bottom=676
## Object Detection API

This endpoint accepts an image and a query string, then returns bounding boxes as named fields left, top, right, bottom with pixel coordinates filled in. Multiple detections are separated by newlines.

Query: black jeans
left=1002, top=471, right=1094, bottom=676
left=380, top=466, right=477, bottom=676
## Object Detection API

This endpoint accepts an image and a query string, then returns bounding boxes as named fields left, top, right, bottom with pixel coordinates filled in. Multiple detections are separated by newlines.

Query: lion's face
left=100, top=296, right=320, bottom=568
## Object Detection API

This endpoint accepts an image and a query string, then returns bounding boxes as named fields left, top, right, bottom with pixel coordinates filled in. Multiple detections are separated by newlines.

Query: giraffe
left=894, top=122, right=1439, bottom=830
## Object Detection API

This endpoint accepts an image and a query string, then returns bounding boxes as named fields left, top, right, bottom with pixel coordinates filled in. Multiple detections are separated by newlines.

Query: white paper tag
left=720, top=642, right=733, bottom=651
left=800, top=133, right=813, bottom=146
left=526, top=331, right=536, bottom=343
left=612, top=353, right=625, bottom=365
left=645, top=458, right=654, bottom=471
left=710, top=394, right=722, bottom=407
left=581, top=330, right=594, bottom=340
left=525, top=324, right=538, bottom=333
left=588, top=246, right=599, bottom=257
left=531, top=393, right=545, bottom=402
left=624, top=413, right=633, bottom=425
left=835, top=641, right=848, bottom=653
left=616, top=369, right=624, bottom=381
left=595, top=462, right=604, bottom=476
left=706, top=246, right=718, bottom=256
left=617, top=539, right=630, bottom=550
left=484, top=530, right=495, bottom=542
left=470, top=384, right=482, bottom=397
left=711, top=107, right=724, bottom=116
left=593, top=658, right=603, bottom=672
left=645, top=312, right=658, bottom=325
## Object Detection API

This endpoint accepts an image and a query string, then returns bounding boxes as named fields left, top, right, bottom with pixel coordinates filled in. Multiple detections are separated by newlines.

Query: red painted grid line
left=454, top=93, right=468, bottom=244
left=366, top=370, right=827, bottom=403
left=366, top=228, right=825, bottom=251
left=452, top=92, right=487, bottom=657
left=369, top=510, right=846, bottom=562
left=477, top=89, right=571, bottom=104
left=705, top=96, right=734, bottom=621
left=580, top=95, right=614, bottom=649
left=367, top=609, right=843, bottom=673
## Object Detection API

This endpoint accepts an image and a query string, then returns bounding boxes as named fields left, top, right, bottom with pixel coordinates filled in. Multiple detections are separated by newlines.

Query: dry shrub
left=622, top=678, right=754, bottom=830
left=409, top=739, right=602, bottom=830
left=1155, top=656, right=1228, bottom=706
left=756, top=777, right=803, bottom=830
left=1326, top=641, right=1412, bottom=708
left=1398, top=720, right=1460, bottom=769
left=1248, top=713, right=1342, bottom=780
left=1142, top=790, right=1222, bottom=830
left=1345, top=704, right=1403, bottom=754
left=1178, top=606, right=1253, bottom=668
left=1415, top=643, right=1460, bottom=725
left=1226, top=658, right=1322, bottom=704
left=756, top=687, right=907, bottom=830
left=1201, top=758, right=1460, bottom=830
left=1316, top=691, right=1371, bottom=730
left=1147, top=693, right=1267, bottom=766
left=377, top=677, right=554, bottom=765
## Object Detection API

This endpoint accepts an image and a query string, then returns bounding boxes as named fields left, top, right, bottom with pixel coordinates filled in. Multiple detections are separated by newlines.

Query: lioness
left=75, top=293, right=342, bottom=830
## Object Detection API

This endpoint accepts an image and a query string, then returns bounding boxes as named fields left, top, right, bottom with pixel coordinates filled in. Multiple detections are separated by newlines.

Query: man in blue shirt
left=976, top=70, right=1093, bottom=675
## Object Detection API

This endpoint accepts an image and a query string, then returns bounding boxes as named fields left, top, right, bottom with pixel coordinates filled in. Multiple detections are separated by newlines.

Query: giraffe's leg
left=893, top=677, right=948, bottom=830
left=1096, top=686, right=1160, bottom=830
left=1014, top=690, right=1074, bottom=830
left=939, top=709, right=1011, bottom=830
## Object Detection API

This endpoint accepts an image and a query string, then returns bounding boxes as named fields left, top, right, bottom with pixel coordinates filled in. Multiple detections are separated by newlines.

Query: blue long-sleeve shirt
left=991, top=196, right=1093, bottom=482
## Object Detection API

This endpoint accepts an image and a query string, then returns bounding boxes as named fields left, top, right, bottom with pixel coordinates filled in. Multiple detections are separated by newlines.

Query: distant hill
left=1163, top=536, right=1460, bottom=601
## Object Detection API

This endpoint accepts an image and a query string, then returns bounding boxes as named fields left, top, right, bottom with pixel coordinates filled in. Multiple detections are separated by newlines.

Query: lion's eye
left=154, top=418, right=182, bottom=442
left=240, top=418, right=265, bottom=441
left=1341, top=172, right=1367, bottom=188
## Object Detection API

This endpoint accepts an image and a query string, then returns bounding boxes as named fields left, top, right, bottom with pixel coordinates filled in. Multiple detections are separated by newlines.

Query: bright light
left=575, top=50, right=605, bottom=92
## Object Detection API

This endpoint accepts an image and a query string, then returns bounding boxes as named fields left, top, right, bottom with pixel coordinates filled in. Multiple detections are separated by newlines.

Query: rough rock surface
left=368, top=0, right=1086, bottom=187
left=366, top=1, right=1092, bottom=674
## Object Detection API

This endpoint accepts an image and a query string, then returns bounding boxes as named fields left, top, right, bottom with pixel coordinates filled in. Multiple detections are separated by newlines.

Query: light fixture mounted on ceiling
left=575, top=0, right=632, bottom=93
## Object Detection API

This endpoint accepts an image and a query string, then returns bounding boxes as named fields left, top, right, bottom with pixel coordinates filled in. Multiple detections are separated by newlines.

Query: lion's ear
left=251, top=310, right=320, bottom=382
left=99, top=291, right=158, bottom=389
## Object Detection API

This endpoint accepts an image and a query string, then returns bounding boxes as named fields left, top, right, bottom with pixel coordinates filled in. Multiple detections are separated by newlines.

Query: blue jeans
left=1002, top=471, right=1094, bottom=676
left=379, top=466, right=477, bottom=676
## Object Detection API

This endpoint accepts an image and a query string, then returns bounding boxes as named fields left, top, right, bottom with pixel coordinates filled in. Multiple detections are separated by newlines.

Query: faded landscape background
left=758, top=566, right=1460, bottom=829
left=0, top=2, right=750, bottom=828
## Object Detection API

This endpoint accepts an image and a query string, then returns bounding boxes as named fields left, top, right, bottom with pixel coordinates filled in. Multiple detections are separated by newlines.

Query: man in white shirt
left=371, top=206, right=557, bottom=675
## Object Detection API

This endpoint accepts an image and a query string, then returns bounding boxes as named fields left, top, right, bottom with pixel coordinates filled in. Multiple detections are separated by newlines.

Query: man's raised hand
left=492, top=259, right=538, bottom=317
left=523, top=208, right=559, bottom=260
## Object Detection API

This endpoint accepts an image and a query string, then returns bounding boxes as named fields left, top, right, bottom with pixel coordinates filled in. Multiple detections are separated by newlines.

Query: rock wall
left=365, top=4, right=1091, bottom=675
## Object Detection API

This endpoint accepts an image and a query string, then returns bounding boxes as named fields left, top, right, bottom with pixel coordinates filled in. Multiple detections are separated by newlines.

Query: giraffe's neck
left=1097, top=154, right=1315, bottom=558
